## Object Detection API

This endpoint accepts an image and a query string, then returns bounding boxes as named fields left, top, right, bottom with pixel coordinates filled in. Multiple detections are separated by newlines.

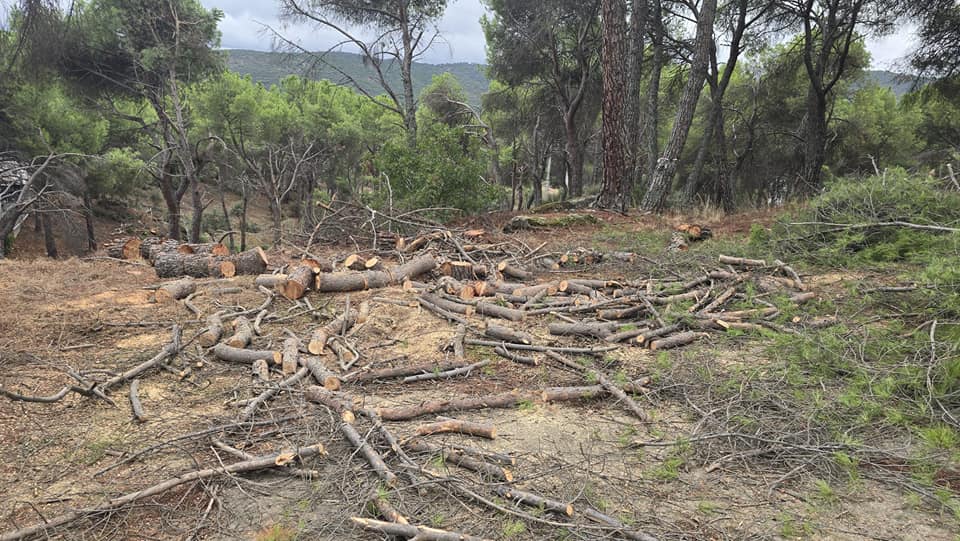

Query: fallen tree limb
left=375, top=390, right=532, bottom=421
left=240, top=366, right=309, bottom=423
left=414, top=417, right=497, bottom=439
left=494, top=485, right=573, bottom=516
left=402, top=360, right=490, bottom=383
left=464, top=338, right=618, bottom=355
left=129, top=379, right=146, bottom=422
left=345, top=361, right=469, bottom=384
left=341, top=422, right=399, bottom=487
left=0, top=445, right=326, bottom=541
left=212, top=344, right=281, bottom=365
left=493, top=345, right=537, bottom=366
left=350, top=517, right=490, bottom=541
left=404, top=439, right=512, bottom=481
left=545, top=351, right=648, bottom=421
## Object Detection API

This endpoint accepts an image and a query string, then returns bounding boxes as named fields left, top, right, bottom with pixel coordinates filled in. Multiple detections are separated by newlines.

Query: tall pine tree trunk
left=643, top=0, right=664, bottom=183
left=640, top=0, right=717, bottom=211
left=625, top=0, right=648, bottom=199
left=597, top=0, right=630, bottom=212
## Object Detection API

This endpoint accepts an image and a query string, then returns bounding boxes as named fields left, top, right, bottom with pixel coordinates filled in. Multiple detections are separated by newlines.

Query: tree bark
left=625, top=0, right=648, bottom=195
left=596, top=0, right=630, bottom=212
left=640, top=0, right=717, bottom=211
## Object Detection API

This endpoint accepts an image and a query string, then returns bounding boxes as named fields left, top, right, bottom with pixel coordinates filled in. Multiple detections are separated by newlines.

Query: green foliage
left=85, top=148, right=145, bottom=198
left=832, top=84, right=923, bottom=172
left=373, top=122, right=504, bottom=215
left=772, top=171, right=960, bottom=266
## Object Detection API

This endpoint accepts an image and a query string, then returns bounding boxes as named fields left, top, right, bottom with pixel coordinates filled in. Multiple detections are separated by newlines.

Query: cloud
left=201, top=0, right=490, bottom=64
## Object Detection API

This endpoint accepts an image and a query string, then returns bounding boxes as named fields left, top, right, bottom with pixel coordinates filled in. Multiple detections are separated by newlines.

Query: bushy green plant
left=772, top=171, right=960, bottom=265
left=372, top=122, right=505, bottom=216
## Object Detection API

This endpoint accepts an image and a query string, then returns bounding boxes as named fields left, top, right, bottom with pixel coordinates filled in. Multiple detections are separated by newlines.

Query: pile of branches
left=1, top=228, right=825, bottom=540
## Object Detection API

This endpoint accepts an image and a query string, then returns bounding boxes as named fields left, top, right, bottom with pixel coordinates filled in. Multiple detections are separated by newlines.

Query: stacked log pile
left=102, top=235, right=269, bottom=278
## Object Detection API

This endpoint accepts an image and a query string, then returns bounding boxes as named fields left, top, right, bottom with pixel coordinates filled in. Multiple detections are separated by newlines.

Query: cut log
left=226, top=316, right=253, bottom=348
left=494, top=486, right=573, bottom=516
left=154, top=277, right=196, bottom=303
left=701, top=286, right=737, bottom=314
left=369, top=496, right=409, bottom=525
left=350, top=518, right=490, bottom=541
left=343, top=253, right=365, bottom=270
left=604, top=325, right=651, bottom=343
left=402, top=360, right=490, bottom=383
left=790, top=292, right=816, bottom=304
left=106, top=237, right=143, bottom=260
left=634, top=324, right=683, bottom=345
left=281, top=337, right=299, bottom=376
left=364, top=257, right=382, bottom=271
left=304, top=385, right=357, bottom=424
left=315, top=254, right=437, bottom=293
left=718, top=254, right=766, bottom=267
left=440, top=260, right=487, bottom=280
left=483, top=323, right=533, bottom=344
left=177, top=243, right=230, bottom=256
left=496, top=261, right=532, bottom=281
left=229, top=247, right=269, bottom=276
left=648, top=331, right=707, bottom=350
left=277, top=265, right=317, bottom=300
left=558, top=280, right=597, bottom=297
left=307, top=308, right=359, bottom=355
left=415, top=418, right=497, bottom=439
left=597, top=306, right=646, bottom=320
left=254, top=274, right=287, bottom=288
left=212, top=344, right=281, bottom=365
left=197, top=313, right=224, bottom=347
left=144, top=238, right=180, bottom=262
left=346, top=361, right=470, bottom=383
left=404, top=439, right=512, bottom=481
left=493, top=346, right=537, bottom=365
left=302, top=356, right=341, bottom=390
left=548, top=321, right=622, bottom=339
left=512, top=282, right=559, bottom=298
left=375, top=390, right=531, bottom=421
left=420, top=293, right=475, bottom=316
left=252, top=359, right=270, bottom=382
left=474, top=301, right=524, bottom=322
left=342, top=422, right=398, bottom=486
left=129, top=379, right=146, bottom=422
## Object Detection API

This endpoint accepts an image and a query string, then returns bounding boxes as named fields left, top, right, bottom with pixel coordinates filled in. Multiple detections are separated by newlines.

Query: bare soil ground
left=0, top=210, right=956, bottom=541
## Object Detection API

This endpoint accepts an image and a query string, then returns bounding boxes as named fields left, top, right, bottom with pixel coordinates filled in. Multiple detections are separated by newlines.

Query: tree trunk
left=82, top=191, right=97, bottom=252
left=400, top=4, right=418, bottom=149
left=216, top=169, right=235, bottom=252
left=642, top=0, right=665, bottom=185
left=240, top=186, right=248, bottom=252
left=41, top=210, right=57, bottom=258
left=564, top=114, right=584, bottom=198
left=801, top=86, right=828, bottom=195
left=190, top=181, right=203, bottom=243
left=596, top=0, right=630, bottom=212
left=270, top=199, right=282, bottom=248
left=626, top=0, right=648, bottom=199
left=640, top=0, right=717, bottom=211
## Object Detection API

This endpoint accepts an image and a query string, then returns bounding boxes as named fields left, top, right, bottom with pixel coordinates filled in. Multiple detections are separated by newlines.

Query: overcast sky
left=202, top=0, right=911, bottom=69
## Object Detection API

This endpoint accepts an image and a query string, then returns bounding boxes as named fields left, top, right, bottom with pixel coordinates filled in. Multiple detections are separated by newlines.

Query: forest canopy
left=0, top=0, right=958, bottom=255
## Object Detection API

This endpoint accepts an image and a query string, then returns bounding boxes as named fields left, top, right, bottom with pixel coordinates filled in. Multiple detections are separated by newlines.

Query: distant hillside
left=864, top=70, right=924, bottom=97
left=226, top=51, right=919, bottom=107
left=225, top=49, right=489, bottom=107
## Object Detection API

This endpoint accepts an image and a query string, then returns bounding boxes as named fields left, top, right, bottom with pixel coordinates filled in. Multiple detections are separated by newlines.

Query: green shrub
left=372, top=123, right=505, bottom=216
